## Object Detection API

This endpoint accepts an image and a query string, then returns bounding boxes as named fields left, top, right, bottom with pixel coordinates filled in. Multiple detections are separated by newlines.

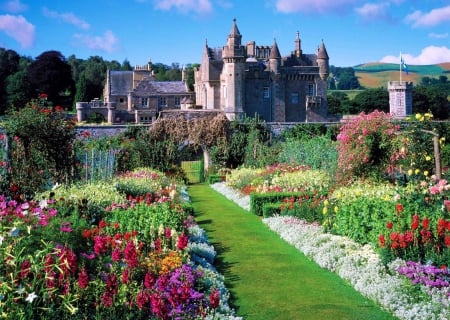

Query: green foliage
left=250, top=192, right=309, bottom=216
left=413, top=85, right=449, bottom=119
left=330, top=66, right=361, bottom=90
left=3, top=97, right=77, bottom=197
left=352, top=88, right=389, bottom=113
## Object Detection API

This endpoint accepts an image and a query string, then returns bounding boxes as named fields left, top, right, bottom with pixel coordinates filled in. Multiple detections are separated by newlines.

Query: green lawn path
left=188, top=184, right=397, bottom=320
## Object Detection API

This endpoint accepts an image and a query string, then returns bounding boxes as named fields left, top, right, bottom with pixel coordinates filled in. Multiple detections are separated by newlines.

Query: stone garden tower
left=220, top=19, right=246, bottom=120
left=388, top=81, right=413, bottom=118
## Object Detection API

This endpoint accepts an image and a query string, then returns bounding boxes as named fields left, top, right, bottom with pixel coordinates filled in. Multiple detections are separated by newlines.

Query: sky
left=0, top=0, right=449, bottom=67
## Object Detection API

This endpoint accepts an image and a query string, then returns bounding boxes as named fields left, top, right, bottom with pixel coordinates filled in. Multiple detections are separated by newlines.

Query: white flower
left=25, top=292, right=38, bottom=303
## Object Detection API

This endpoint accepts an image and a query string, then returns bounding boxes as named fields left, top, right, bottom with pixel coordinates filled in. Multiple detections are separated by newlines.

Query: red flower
left=177, top=233, right=189, bottom=250
left=438, top=218, right=447, bottom=236
left=445, top=236, right=450, bottom=247
left=20, top=259, right=32, bottom=279
left=124, top=241, right=138, bottom=268
left=395, top=203, right=403, bottom=214
left=386, top=221, right=393, bottom=229
left=422, top=217, right=430, bottom=229
left=144, top=272, right=155, bottom=288
left=378, top=234, right=386, bottom=248
left=136, top=290, right=149, bottom=309
left=111, top=248, right=122, bottom=262
left=77, top=268, right=89, bottom=289
left=209, top=288, right=220, bottom=309
left=411, top=214, right=420, bottom=230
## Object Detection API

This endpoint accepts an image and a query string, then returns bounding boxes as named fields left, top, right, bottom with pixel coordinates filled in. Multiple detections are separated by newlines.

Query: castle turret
left=221, top=19, right=245, bottom=120
left=317, top=40, right=329, bottom=81
left=269, top=39, right=281, bottom=74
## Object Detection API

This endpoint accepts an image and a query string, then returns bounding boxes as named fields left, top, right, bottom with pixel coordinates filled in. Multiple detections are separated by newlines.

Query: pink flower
left=77, top=268, right=89, bottom=289
left=60, top=222, right=72, bottom=233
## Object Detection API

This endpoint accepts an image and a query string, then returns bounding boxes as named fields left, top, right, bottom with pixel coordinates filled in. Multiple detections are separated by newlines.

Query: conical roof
left=229, top=18, right=241, bottom=36
left=270, top=40, right=281, bottom=59
left=317, top=40, right=329, bottom=59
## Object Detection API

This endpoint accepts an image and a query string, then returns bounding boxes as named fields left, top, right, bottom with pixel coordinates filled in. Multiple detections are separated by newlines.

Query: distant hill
left=353, top=62, right=450, bottom=88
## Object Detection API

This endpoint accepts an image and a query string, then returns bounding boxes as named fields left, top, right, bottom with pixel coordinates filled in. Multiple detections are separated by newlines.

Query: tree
left=5, top=70, right=32, bottom=110
left=74, top=72, right=88, bottom=105
left=27, top=51, right=75, bottom=108
left=0, top=48, right=20, bottom=113
left=83, top=56, right=108, bottom=101
left=352, top=88, right=389, bottom=113
left=121, top=59, right=132, bottom=71
left=4, top=96, right=77, bottom=197
left=413, top=85, right=449, bottom=119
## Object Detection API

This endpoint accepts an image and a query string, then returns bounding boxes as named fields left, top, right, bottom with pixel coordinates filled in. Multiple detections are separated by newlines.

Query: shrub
left=336, top=110, right=405, bottom=181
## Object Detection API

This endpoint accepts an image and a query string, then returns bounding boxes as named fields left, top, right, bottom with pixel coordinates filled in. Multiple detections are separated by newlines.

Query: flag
left=401, top=56, right=409, bottom=75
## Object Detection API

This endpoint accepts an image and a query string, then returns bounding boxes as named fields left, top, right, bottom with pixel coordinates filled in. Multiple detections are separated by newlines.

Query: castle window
left=158, top=96, right=167, bottom=107
left=291, top=93, right=299, bottom=104
left=263, top=87, right=270, bottom=99
left=141, top=97, right=148, bottom=107
left=119, top=98, right=124, bottom=103
left=308, top=83, right=316, bottom=96
left=174, top=96, right=181, bottom=107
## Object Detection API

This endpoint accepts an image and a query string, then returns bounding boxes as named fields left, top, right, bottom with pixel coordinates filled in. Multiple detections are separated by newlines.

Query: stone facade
left=388, top=81, right=413, bottom=118
left=76, top=62, right=195, bottom=124
left=194, top=19, right=330, bottom=122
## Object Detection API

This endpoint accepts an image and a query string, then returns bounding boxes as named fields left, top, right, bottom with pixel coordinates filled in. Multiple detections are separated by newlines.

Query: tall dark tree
left=74, top=72, right=88, bottom=105
left=27, top=51, right=75, bottom=107
left=6, top=70, right=32, bottom=110
left=0, top=48, right=20, bottom=113
left=84, top=56, right=108, bottom=100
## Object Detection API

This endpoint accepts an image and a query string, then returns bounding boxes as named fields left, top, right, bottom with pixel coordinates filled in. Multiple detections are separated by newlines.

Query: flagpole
left=400, top=52, right=402, bottom=83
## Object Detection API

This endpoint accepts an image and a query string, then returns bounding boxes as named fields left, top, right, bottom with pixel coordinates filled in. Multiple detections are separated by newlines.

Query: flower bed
left=0, top=169, right=240, bottom=319
left=211, top=180, right=450, bottom=319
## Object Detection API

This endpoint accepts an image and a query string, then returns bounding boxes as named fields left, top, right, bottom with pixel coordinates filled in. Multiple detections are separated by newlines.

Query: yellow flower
left=424, top=170, right=429, bottom=176
left=415, top=169, right=420, bottom=175
left=322, top=207, right=328, bottom=215
left=425, top=155, right=431, bottom=161
left=324, top=199, right=329, bottom=206
left=407, top=169, right=413, bottom=176
left=424, top=113, right=433, bottom=120
left=334, top=206, right=339, bottom=213
left=415, top=113, right=422, bottom=120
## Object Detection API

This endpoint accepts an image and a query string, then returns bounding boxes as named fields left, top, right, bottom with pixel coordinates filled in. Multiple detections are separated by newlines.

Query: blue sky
left=0, top=0, right=449, bottom=67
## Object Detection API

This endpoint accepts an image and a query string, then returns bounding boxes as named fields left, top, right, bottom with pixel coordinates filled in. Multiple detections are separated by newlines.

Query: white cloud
left=2, top=0, right=27, bottom=13
left=0, top=14, right=35, bottom=48
left=73, top=30, right=119, bottom=53
left=380, top=46, right=450, bottom=65
left=429, top=32, right=448, bottom=39
left=153, top=0, right=213, bottom=14
left=275, top=0, right=357, bottom=14
left=405, top=5, right=450, bottom=27
left=42, top=7, right=90, bottom=30
left=355, top=2, right=391, bottom=22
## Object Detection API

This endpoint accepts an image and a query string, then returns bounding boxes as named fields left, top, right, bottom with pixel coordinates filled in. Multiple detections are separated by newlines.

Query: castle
left=194, top=19, right=330, bottom=122
left=76, top=19, right=330, bottom=123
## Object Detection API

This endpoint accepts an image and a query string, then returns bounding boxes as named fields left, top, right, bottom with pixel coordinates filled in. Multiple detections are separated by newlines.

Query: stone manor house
left=76, top=19, right=330, bottom=123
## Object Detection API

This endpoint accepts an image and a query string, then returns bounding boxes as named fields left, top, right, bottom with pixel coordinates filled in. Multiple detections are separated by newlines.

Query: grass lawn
left=188, top=183, right=397, bottom=320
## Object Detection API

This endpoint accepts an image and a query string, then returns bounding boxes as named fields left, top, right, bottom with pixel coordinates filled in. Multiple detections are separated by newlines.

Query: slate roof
left=133, top=80, right=189, bottom=96
left=109, top=71, right=133, bottom=95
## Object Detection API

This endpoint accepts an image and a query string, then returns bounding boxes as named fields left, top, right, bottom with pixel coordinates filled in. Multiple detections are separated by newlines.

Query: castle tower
left=388, top=81, right=413, bottom=118
left=221, top=19, right=245, bottom=120
left=317, top=40, right=329, bottom=81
